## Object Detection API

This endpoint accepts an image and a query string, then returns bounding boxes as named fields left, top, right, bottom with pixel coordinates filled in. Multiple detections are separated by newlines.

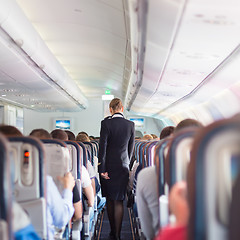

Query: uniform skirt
left=100, top=166, right=129, bottom=200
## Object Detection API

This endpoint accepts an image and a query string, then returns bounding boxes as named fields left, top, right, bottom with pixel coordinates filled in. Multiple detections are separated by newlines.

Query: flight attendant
left=98, top=98, right=135, bottom=240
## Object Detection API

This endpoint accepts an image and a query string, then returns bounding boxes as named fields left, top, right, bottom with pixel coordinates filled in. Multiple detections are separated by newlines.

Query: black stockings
left=106, top=198, right=124, bottom=238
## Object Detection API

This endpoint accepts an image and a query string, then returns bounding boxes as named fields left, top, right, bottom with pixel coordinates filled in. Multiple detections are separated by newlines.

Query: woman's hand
left=101, top=172, right=110, bottom=179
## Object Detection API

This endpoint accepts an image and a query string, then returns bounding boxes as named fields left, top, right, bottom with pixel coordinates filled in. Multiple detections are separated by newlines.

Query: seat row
left=0, top=133, right=102, bottom=240
left=129, top=116, right=240, bottom=240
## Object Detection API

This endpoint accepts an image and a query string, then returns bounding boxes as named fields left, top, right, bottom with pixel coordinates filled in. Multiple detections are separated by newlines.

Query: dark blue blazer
left=98, top=113, right=135, bottom=174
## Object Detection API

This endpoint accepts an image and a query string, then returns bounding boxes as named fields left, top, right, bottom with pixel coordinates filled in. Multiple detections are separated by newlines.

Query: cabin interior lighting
left=102, top=94, right=114, bottom=101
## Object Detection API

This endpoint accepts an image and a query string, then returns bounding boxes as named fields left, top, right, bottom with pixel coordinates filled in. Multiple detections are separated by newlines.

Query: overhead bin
left=0, top=0, right=88, bottom=109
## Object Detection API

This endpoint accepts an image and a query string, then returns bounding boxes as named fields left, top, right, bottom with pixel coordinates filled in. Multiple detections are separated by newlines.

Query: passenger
left=151, top=134, right=159, bottom=140
left=76, top=133, right=99, bottom=175
left=47, top=173, right=75, bottom=239
left=89, top=135, right=95, bottom=141
left=41, top=128, right=83, bottom=222
left=0, top=124, right=22, bottom=136
left=142, top=134, right=153, bottom=140
left=136, top=165, right=159, bottom=240
left=50, top=129, right=68, bottom=141
left=136, top=119, right=201, bottom=240
left=77, top=131, right=89, bottom=137
left=154, top=182, right=188, bottom=240
left=76, top=133, right=90, bottom=142
left=29, top=128, right=52, bottom=139
left=12, top=202, right=41, bottom=240
left=98, top=98, right=135, bottom=240
left=160, top=126, right=175, bottom=140
left=76, top=133, right=105, bottom=212
left=175, top=118, right=203, bottom=133
left=81, top=166, right=94, bottom=207
left=65, top=130, right=76, bottom=141
left=0, top=125, right=41, bottom=239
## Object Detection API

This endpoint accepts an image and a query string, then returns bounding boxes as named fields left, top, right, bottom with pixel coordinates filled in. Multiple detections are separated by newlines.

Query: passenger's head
left=109, top=98, right=123, bottom=114
left=142, top=134, right=153, bottom=140
left=65, top=130, right=75, bottom=141
left=50, top=129, right=68, bottom=141
left=169, top=181, right=189, bottom=225
left=151, top=134, right=159, bottom=140
left=29, top=128, right=52, bottom=139
left=0, top=124, right=23, bottom=137
left=77, top=131, right=88, bottom=137
left=89, top=136, right=95, bottom=141
left=160, top=126, right=175, bottom=140
left=76, top=133, right=90, bottom=142
left=175, top=118, right=203, bottom=133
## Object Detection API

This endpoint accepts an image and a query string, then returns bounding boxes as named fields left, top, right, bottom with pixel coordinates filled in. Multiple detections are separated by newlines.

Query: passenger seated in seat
left=174, top=119, right=203, bottom=133
left=0, top=124, right=23, bottom=136
left=0, top=125, right=41, bottom=239
left=76, top=133, right=105, bottom=227
left=13, top=201, right=41, bottom=240
left=47, top=173, right=75, bottom=239
left=136, top=166, right=159, bottom=240
left=160, top=126, right=175, bottom=140
left=142, top=134, right=153, bottom=140
left=50, top=129, right=69, bottom=141
left=29, top=128, right=52, bottom=139
left=31, top=128, right=83, bottom=222
left=154, top=181, right=188, bottom=240
left=65, top=130, right=76, bottom=141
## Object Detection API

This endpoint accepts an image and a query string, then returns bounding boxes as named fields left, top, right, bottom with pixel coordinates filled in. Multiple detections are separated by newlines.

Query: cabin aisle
left=97, top=201, right=134, bottom=240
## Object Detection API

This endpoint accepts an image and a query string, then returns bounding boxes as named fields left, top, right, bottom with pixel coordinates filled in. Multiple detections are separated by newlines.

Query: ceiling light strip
left=154, top=43, right=240, bottom=116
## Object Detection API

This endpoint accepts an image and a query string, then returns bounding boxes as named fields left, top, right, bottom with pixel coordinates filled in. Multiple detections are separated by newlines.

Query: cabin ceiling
left=0, top=0, right=239, bottom=120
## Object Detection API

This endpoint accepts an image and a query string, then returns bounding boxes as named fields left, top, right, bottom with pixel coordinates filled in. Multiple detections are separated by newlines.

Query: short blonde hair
left=142, top=134, right=153, bottom=140
left=76, top=133, right=90, bottom=142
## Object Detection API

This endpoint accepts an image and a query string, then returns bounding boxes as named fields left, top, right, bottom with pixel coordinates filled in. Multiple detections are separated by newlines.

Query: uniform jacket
left=98, top=113, right=135, bottom=174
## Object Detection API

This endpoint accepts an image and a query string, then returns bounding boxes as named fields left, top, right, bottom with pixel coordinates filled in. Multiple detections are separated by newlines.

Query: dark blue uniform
left=98, top=113, right=135, bottom=200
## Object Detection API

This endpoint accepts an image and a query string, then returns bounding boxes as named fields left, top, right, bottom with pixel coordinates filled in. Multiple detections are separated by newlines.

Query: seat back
left=41, top=139, right=70, bottom=192
left=145, top=141, right=158, bottom=166
left=155, top=138, right=171, bottom=197
left=91, top=141, right=99, bottom=158
left=83, top=142, right=94, bottom=166
left=76, top=142, right=88, bottom=167
left=65, top=141, right=81, bottom=180
left=188, top=118, right=240, bottom=240
left=166, top=128, right=197, bottom=189
left=229, top=172, right=240, bottom=240
left=9, top=136, right=47, bottom=239
left=154, top=137, right=171, bottom=228
left=0, top=134, right=12, bottom=240
left=65, top=140, right=82, bottom=197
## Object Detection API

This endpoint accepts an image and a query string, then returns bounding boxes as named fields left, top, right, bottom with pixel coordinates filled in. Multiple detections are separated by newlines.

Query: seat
left=188, top=118, right=240, bottom=240
left=166, top=128, right=197, bottom=189
left=41, top=139, right=72, bottom=238
left=76, top=141, right=95, bottom=239
left=65, top=141, right=83, bottom=240
left=155, top=128, right=197, bottom=229
left=8, top=136, right=47, bottom=239
left=154, top=137, right=171, bottom=228
left=0, top=134, right=12, bottom=240
left=41, top=139, right=70, bottom=192
left=228, top=172, right=240, bottom=240
left=83, top=142, right=94, bottom=166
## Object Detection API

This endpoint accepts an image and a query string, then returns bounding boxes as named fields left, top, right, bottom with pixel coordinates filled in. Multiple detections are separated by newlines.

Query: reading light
left=102, top=94, right=114, bottom=100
